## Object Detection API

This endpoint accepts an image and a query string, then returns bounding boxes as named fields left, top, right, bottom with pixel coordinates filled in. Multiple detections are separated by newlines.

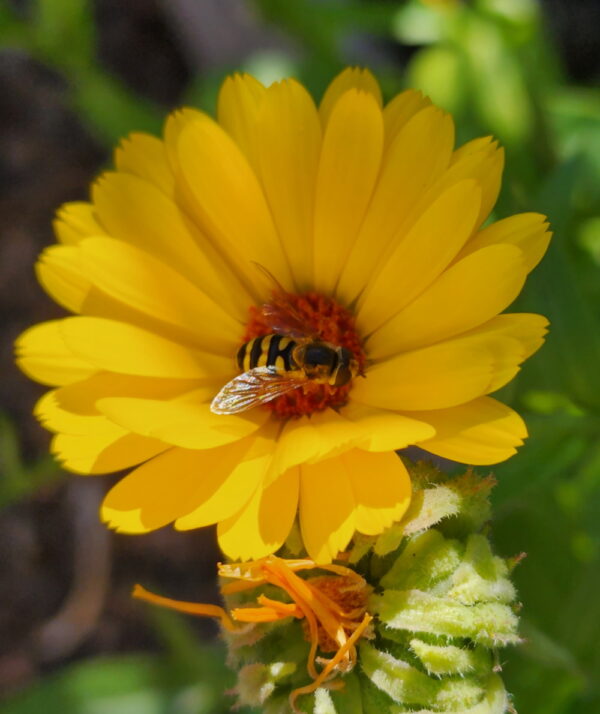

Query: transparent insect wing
left=261, top=300, right=314, bottom=339
left=252, top=262, right=317, bottom=339
left=210, top=367, right=306, bottom=414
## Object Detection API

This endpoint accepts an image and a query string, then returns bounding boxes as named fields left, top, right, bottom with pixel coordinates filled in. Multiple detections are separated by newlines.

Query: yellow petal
left=341, top=402, right=435, bottom=451
left=256, top=79, right=321, bottom=290
left=299, top=456, right=356, bottom=563
left=36, top=245, right=88, bottom=313
left=176, top=114, right=294, bottom=296
left=342, top=450, right=411, bottom=536
left=92, top=171, right=251, bottom=319
left=102, top=444, right=258, bottom=533
left=59, top=317, right=231, bottom=379
left=265, top=405, right=433, bottom=486
left=313, top=89, right=384, bottom=294
left=77, top=237, right=241, bottom=354
left=36, top=243, right=175, bottom=339
left=413, top=397, right=527, bottom=465
left=55, top=373, right=209, bottom=415
left=217, top=73, right=266, bottom=169
left=337, top=105, right=455, bottom=304
left=96, top=392, right=267, bottom=449
left=36, top=390, right=118, bottom=434
left=175, top=439, right=273, bottom=530
left=53, top=202, right=106, bottom=245
left=114, top=132, right=174, bottom=195
left=53, top=431, right=167, bottom=475
left=390, top=138, right=503, bottom=246
left=451, top=135, right=493, bottom=162
left=467, top=313, right=549, bottom=392
left=448, top=137, right=504, bottom=227
left=492, top=313, right=549, bottom=358
left=383, top=89, right=432, bottom=148
left=319, top=67, right=382, bottom=126
left=36, top=240, right=241, bottom=351
left=15, top=320, right=96, bottom=387
left=266, top=409, right=361, bottom=485
left=458, top=212, right=552, bottom=273
left=163, top=107, right=207, bottom=171
left=217, top=467, right=300, bottom=560
left=162, top=108, right=257, bottom=299
left=367, top=244, right=527, bottom=359
left=353, top=329, right=525, bottom=411
left=357, top=180, right=481, bottom=334
left=476, top=312, right=548, bottom=353
left=36, top=392, right=167, bottom=474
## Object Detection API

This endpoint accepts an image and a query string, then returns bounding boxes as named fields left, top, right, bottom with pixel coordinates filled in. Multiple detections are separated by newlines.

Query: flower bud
left=223, top=462, right=521, bottom=713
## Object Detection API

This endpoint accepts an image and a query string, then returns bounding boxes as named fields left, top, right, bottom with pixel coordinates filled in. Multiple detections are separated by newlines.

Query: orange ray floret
left=133, top=555, right=373, bottom=712
left=132, top=584, right=238, bottom=631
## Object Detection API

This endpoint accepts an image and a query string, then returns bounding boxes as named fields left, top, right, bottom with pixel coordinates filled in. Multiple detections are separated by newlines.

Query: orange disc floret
left=242, top=291, right=366, bottom=418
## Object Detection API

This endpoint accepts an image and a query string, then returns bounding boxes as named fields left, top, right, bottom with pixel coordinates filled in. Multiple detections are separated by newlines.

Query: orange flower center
left=300, top=574, right=371, bottom=653
left=243, top=292, right=366, bottom=418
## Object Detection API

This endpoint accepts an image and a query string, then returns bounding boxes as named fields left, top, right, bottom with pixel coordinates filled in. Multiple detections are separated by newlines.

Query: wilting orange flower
left=134, top=556, right=373, bottom=712
left=16, top=68, right=550, bottom=562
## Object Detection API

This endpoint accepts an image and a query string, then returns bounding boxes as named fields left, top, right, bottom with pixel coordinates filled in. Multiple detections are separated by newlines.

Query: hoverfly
left=210, top=277, right=360, bottom=416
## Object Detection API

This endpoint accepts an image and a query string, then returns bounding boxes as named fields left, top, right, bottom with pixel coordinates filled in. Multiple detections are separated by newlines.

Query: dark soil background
left=0, top=0, right=599, bottom=702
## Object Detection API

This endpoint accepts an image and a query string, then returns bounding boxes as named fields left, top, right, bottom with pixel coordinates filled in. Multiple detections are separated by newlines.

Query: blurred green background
left=1, top=0, right=599, bottom=712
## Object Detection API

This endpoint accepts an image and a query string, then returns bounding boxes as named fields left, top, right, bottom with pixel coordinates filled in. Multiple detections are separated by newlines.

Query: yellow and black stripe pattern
left=237, top=335, right=299, bottom=373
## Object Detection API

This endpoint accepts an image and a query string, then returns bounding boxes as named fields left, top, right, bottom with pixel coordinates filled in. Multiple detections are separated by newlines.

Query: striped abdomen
left=237, top=334, right=298, bottom=373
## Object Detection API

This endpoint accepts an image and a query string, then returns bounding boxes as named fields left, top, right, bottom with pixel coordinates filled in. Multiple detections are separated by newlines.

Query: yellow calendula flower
left=16, top=68, right=550, bottom=563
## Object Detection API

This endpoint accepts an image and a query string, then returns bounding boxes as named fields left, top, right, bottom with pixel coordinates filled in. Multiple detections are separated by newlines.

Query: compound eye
left=304, top=344, right=335, bottom=367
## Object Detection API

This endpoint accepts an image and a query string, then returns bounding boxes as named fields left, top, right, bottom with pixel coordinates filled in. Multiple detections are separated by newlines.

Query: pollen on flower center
left=242, top=291, right=366, bottom=418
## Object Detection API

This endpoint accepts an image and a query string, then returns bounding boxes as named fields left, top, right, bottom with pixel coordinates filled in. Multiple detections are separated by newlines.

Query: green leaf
left=577, top=217, right=600, bottom=265
left=492, top=422, right=600, bottom=713
left=492, top=413, right=593, bottom=505
left=0, top=651, right=249, bottom=714
left=70, top=68, right=162, bottom=146
left=458, top=13, right=534, bottom=147
left=32, top=0, right=95, bottom=68
left=0, top=412, right=63, bottom=508
left=518, top=158, right=600, bottom=412
left=518, top=620, right=580, bottom=672
left=406, top=45, right=467, bottom=116
left=0, top=1, right=30, bottom=47
left=392, top=0, right=450, bottom=45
